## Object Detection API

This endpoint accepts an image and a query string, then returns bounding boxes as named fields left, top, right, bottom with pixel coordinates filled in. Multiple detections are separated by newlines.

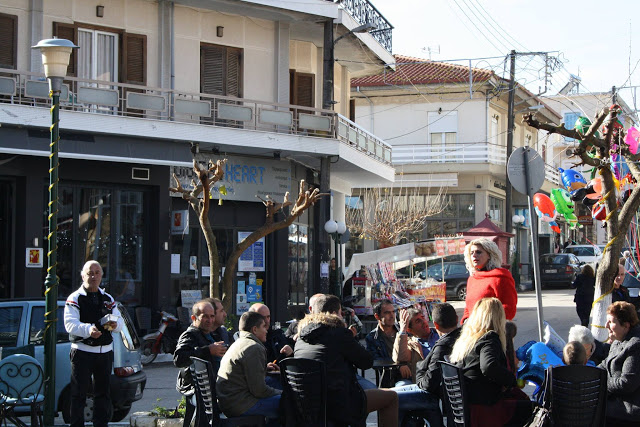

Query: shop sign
left=578, top=215, right=593, bottom=225
left=181, top=290, right=202, bottom=308
left=25, top=248, right=43, bottom=268
left=247, top=284, right=263, bottom=302
left=238, top=232, right=265, bottom=271
left=171, top=210, right=189, bottom=235
left=170, top=155, right=291, bottom=202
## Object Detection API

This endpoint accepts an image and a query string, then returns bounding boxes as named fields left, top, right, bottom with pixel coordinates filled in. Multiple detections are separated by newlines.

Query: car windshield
left=565, top=247, right=595, bottom=257
left=541, top=255, right=567, bottom=264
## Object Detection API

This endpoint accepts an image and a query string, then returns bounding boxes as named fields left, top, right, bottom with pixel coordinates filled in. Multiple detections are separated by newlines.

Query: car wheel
left=141, top=338, right=158, bottom=366
left=456, top=285, right=467, bottom=301
left=111, top=408, right=131, bottom=422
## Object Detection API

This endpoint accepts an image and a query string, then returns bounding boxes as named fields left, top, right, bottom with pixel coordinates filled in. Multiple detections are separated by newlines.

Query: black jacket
left=174, top=325, right=216, bottom=395
left=573, top=274, right=595, bottom=308
left=457, top=331, right=516, bottom=405
left=265, top=327, right=294, bottom=362
left=416, top=327, right=462, bottom=397
left=294, top=313, right=373, bottom=427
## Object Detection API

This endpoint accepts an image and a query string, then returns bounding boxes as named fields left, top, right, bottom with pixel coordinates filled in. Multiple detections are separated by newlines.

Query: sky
left=371, top=0, right=639, bottom=109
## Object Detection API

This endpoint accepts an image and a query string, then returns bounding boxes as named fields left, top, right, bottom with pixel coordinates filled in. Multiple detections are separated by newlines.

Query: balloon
left=533, top=193, right=561, bottom=233
left=574, top=116, right=600, bottom=153
left=625, top=127, right=640, bottom=154
left=585, top=178, right=603, bottom=200
left=550, top=188, right=580, bottom=229
left=592, top=203, right=607, bottom=221
left=558, top=168, right=587, bottom=194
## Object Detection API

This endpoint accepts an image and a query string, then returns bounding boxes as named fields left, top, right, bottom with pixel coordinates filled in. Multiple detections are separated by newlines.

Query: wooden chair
left=189, top=356, right=265, bottom=427
left=439, top=361, right=470, bottom=427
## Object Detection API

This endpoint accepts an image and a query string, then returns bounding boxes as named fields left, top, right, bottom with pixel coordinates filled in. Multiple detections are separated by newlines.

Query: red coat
left=461, top=268, right=517, bottom=323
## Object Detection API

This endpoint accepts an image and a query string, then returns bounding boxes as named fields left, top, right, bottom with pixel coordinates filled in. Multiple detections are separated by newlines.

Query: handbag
left=524, top=368, right=553, bottom=427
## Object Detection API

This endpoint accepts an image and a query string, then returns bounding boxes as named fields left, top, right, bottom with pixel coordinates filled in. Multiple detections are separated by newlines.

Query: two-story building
left=350, top=54, right=563, bottom=278
left=0, top=0, right=395, bottom=321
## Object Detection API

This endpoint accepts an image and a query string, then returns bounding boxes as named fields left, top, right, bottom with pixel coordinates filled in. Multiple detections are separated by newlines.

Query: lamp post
left=32, top=37, right=78, bottom=426
left=324, top=220, right=347, bottom=298
left=512, top=214, right=526, bottom=288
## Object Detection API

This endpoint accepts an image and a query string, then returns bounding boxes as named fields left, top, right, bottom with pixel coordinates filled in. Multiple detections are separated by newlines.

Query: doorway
left=0, top=180, right=13, bottom=298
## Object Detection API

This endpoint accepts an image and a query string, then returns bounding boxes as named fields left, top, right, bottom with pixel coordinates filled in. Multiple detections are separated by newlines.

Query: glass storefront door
left=0, top=180, right=13, bottom=299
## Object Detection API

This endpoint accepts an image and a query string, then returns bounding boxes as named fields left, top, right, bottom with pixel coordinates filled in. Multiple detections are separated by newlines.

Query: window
left=489, top=196, right=504, bottom=225
left=563, top=112, right=580, bottom=143
left=288, top=224, right=311, bottom=306
left=78, top=28, right=118, bottom=84
left=0, top=306, right=22, bottom=347
left=201, top=43, right=242, bottom=97
left=422, top=194, right=476, bottom=238
left=29, top=306, right=68, bottom=345
left=290, top=70, right=315, bottom=108
left=0, top=13, right=17, bottom=69
left=428, top=111, right=458, bottom=145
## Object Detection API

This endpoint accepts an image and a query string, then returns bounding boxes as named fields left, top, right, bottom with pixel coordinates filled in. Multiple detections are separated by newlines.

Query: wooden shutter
left=201, top=45, right=225, bottom=95
left=291, top=72, right=314, bottom=108
left=122, top=32, right=146, bottom=85
left=53, top=22, right=77, bottom=76
left=0, top=13, right=17, bottom=69
left=226, top=48, right=241, bottom=98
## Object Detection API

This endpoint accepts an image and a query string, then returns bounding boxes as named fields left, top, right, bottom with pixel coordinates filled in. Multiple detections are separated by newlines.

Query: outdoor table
left=372, top=358, right=407, bottom=388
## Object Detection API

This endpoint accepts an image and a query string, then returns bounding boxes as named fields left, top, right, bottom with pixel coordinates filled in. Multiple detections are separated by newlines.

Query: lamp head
left=336, top=221, right=347, bottom=234
left=324, top=220, right=338, bottom=234
left=32, top=38, right=78, bottom=79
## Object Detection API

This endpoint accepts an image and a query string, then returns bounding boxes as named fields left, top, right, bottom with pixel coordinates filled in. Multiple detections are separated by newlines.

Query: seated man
left=563, top=341, right=588, bottom=365
left=174, top=300, right=228, bottom=427
left=216, top=311, right=281, bottom=422
left=249, top=303, right=294, bottom=362
left=567, top=324, right=609, bottom=366
left=366, top=299, right=403, bottom=386
left=295, top=294, right=399, bottom=427
left=393, top=308, right=439, bottom=383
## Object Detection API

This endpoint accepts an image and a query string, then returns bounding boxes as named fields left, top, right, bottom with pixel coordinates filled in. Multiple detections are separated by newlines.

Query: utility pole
left=612, top=86, right=617, bottom=104
left=505, top=50, right=516, bottom=234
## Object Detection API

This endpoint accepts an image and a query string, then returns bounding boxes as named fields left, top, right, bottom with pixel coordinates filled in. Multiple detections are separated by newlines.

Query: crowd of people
left=63, top=244, right=640, bottom=427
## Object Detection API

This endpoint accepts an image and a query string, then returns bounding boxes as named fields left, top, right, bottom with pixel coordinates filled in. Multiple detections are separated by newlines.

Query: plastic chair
left=279, top=357, right=327, bottom=427
left=0, top=354, right=45, bottom=427
left=546, top=365, right=607, bottom=427
left=439, top=361, right=470, bottom=427
left=189, top=356, right=265, bottom=427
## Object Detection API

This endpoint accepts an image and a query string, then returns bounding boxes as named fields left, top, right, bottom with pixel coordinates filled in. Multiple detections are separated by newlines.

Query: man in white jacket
left=64, top=260, right=123, bottom=427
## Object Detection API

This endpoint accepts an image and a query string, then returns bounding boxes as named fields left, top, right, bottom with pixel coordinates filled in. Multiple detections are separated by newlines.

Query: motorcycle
left=140, top=311, right=181, bottom=366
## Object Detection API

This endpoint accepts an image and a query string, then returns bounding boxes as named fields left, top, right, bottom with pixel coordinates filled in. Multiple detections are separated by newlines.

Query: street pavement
left=126, top=287, right=579, bottom=426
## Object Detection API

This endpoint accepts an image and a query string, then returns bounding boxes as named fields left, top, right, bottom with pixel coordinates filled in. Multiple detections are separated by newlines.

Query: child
left=563, top=340, right=587, bottom=365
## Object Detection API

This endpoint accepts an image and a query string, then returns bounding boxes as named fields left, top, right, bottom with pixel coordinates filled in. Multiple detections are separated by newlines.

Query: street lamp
left=32, top=37, right=78, bottom=426
left=325, top=220, right=347, bottom=298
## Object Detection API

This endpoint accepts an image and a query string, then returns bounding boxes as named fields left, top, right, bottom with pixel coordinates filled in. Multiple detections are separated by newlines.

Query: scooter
left=140, top=311, right=181, bottom=365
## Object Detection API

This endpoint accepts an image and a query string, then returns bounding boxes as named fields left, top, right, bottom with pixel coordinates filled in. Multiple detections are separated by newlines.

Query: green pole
left=44, top=80, right=61, bottom=426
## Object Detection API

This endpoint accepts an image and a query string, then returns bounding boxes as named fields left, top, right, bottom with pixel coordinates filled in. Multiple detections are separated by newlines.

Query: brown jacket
left=393, top=333, right=425, bottom=382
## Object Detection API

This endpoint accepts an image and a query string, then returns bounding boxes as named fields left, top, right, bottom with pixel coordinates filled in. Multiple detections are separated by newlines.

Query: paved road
left=127, top=288, right=580, bottom=425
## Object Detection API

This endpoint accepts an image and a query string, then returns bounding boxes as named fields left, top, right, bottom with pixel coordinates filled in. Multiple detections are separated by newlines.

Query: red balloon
left=533, top=193, right=557, bottom=222
left=592, top=203, right=606, bottom=221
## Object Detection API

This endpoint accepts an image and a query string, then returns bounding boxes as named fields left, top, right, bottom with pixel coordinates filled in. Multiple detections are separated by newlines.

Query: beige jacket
left=393, top=333, right=425, bottom=383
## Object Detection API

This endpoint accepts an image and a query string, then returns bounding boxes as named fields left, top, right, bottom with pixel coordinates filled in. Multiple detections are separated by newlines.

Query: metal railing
left=340, top=0, right=393, bottom=53
left=545, top=163, right=561, bottom=186
left=391, top=143, right=507, bottom=165
left=0, top=68, right=392, bottom=166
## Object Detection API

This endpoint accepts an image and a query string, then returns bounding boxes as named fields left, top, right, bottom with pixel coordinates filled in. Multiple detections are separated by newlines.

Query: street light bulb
left=337, top=221, right=347, bottom=234
left=324, top=220, right=338, bottom=234
left=519, top=215, right=526, bottom=223
left=32, top=38, right=78, bottom=79
left=512, top=214, right=521, bottom=224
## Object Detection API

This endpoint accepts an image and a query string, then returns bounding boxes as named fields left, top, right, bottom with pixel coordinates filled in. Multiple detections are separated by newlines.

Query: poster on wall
left=238, top=232, right=265, bottom=271
left=25, top=248, right=43, bottom=268
left=171, top=210, right=189, bottom=235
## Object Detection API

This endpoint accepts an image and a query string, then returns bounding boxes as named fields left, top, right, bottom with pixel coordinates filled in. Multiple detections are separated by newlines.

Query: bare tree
left=346, top=185, right=447, bottom=247
left=220, top=180, right=325, bottom=309
left=169, top=158, right=226, bottom=299
left=523, top=106, right=640, bottom=340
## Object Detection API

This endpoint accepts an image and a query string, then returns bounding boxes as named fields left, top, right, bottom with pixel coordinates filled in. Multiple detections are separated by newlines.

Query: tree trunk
left=200, top=212, right=220, bottom=298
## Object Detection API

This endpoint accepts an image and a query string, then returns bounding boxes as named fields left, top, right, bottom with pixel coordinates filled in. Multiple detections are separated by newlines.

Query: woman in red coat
left=461, top=238, right=517, bottom=324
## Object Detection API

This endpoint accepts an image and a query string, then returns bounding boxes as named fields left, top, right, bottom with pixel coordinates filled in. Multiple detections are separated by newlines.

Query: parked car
left=419, top=261, right=470, bottom=300
left=539, top=253, right=582, bottom=288
left=562, top=244, right=603, bottom=269
left=0, top=299, right=146, bottom=422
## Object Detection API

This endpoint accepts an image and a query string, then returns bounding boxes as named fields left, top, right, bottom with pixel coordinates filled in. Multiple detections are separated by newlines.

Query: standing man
left=174, top=300, right=228, bottom=427
left=248, top=303, right=294, bottom=361
left=393, top=308, right=439, bottom=383
left=64, top=260, right=122, bottom=427
left=203, top=297, right=231, bottom=346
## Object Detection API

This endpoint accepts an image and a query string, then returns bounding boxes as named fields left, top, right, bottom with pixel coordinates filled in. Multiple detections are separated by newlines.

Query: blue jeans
left=241, top=395, right=281, bottom=426
left=392, top=384, right=443, bottom=427
left=356, top=374, right=377, bottom=390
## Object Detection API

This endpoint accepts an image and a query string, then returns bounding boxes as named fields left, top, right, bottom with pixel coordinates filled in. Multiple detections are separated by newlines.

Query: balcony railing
left=545, top=163, right=561, bottom=186
left=392, top=143, right=506, bottom=165
left=0, top=68, right=391, bottom=166
left=340, top=0, right=393, bottom=53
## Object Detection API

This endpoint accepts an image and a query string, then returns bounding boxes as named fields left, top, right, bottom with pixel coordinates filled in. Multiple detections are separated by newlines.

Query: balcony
left=392, top=143, right=506, bottom=165
left=340, top=0, right=393, bottom=53
left=0, top=68, right=391, bottom=168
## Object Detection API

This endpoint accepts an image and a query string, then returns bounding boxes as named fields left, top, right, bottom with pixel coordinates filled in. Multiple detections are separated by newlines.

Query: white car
left=563, top=245, right=603, bottom=269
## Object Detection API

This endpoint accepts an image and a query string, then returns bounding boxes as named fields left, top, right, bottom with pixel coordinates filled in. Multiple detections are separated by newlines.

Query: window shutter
left=53, top=22, right=77, bottom=76
left=226, top=48, right=241, bottom=98
left=201, top=45, right=224, bottom=95
left=122, top=32, right=146, bottom=85
left=0, top=13, right=17, bottom=69
left=293, top=72, right=314, bottom=108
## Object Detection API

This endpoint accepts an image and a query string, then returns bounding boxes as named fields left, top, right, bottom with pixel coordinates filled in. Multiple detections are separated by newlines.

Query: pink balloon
left=625, top=127, right=640, bottom=154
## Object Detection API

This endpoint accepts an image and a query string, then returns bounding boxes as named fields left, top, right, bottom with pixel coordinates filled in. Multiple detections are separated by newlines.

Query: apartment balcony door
left=77, top=28, right=118, bottom=113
